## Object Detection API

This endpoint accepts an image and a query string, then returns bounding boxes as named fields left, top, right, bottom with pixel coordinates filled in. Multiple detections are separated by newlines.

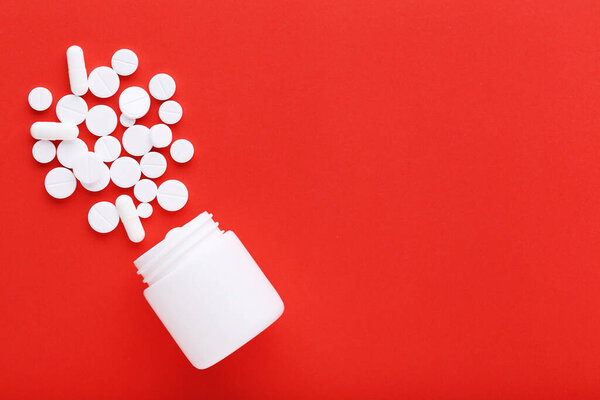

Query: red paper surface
left=1, top=1, right=600, bottom=398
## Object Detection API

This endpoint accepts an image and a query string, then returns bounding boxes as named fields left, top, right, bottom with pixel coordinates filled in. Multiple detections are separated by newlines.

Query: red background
left=1, top=0, right=600, bottom=398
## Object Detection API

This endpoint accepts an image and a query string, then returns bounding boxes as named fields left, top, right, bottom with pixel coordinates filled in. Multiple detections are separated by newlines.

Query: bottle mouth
left=134, top=212, right=223, bottom=285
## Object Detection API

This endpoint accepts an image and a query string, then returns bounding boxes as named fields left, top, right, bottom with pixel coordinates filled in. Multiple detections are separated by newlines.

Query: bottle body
left=134, top=213, right=284, bottom=369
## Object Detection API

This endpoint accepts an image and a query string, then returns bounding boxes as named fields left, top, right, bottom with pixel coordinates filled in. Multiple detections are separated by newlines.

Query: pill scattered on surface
left=170, top=139, right=194, bottom=163
left=88, top=66, right=120, bottom=98
left=31, top=122, right=79, bottom=141
left=119, top=113, right=135, bottom=128
left=134, top=179, right=158, bottom=203
left=140, top=151, right=167, bottom=178
left=45, top=167, right=77, bottom=199
left=157, top=179, right=188, bottom=211
left=73, top=152, right=105, bottom=184
left=28, top=87, right=53, bottom=111
left=149, top=73, right=176, bottom=101
left=111, top=49, right=138, bottom=76
left=32, top=140, right=56, bottom=163
left=66, top=46, right=88, bottom=96
left=158, top=100, right=183, bottom=125
left=81, top=163, right=111, bottom=192
left=57, top=138, right=88, bottom=168
left=122, top=125, right=152, bottom=156
left=94, top=136, right=121, bottom=162
left=56, top=94, right=88, bottom=125
left=137, top=202, right=153, bottom=219
left=115, top=194, right=145, bottom=243
left=85, top=105, right=118, bottom=137
left=119, top=86, right=151, bottom=119
left=110, top=156, right=141, bottom=188
left=88, top=201, right=119, bottom=233
left=149, top=124, right=172, bottom=148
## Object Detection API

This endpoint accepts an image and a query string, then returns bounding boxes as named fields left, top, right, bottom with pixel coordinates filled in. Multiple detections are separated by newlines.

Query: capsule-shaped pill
left=116, top=195, right=145, bottom=243
left=66, top=45, right=88, bottom=96
left=30, top=122, right=79, bottom=140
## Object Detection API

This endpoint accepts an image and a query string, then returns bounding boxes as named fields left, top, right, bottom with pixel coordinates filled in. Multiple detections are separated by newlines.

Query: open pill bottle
left=134, top=212, right=284, bottom=369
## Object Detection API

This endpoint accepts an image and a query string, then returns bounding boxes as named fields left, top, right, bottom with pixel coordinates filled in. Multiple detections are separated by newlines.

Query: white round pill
left=170, top=139, right=194, bottom=163
left=81, top=162, right=110, bottom=192
left=28, top=87, right=52, bottom=111
left=45, top=167, right=77, bottom=199
left=57, top=138, right=88, bottom=168
left=32, top=140, right=56, bottom=163
left=111, top=49, right=138, bottom=76
left=157, top=180, right=188, bottom=212
left=159, top=100, right=183, bottom=125
left=56, top=94, right=88, bottom=125
left=149, top=124, right=172, bottom=148
left=134, top=179, right=158, bottom=203
left=73, top=152, right=105, bottom=184
left=137, top=202, right=153, bottom=219
left=122, top=125, right=152, bottom=156
left=85, top=105, right=118, bottom=136
left=94, top=136, right=121, bottom=162
left=110, top=157, right=141, bottom=188
left=88, top=201, right=119, bottom=233
left=119, top=86, right=151, bottom=119
left=119, top=113, right=135, bottom=127
left=140, top=152, right=167, bottom=178
left=88, top=66, right=120, bottom=98
left=149, top=73, right=176, bottom=101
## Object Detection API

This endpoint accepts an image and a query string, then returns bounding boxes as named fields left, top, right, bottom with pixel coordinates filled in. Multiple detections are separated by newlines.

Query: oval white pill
left=170, top=139, right=194, bottom=163
left=157, top=180, right=188, bottom=212
left=158, top=100, right=183, bottom=125
left=45, top=167, right=77, bottom=199
left=122, top=125, right=152, bottom=156
left=57, top=138, right=88, bottom=168
left=56, top=94, right=88, bottom=125
left=85, top=105, right=118, bottom=137
left=88, top=66, right=120, bottom=98
left=88, top=201, right=119, bottom=233
left=67, top=45, right=88, bottom=96
left=28, top=87, right=52, bottom=111
left=73, top=152, right=104, bottom=184
left=149, top=124, right=172, bottom=148
left=140, top=151, right=167, bottom=179
left=134, top=179, right=158, bottom=203
left=119, top=113, right=135, bottom=127
left=94, top=136, right=121, bottom=162
left=31, top=122, right=79, bottom=141
left=149, top=73, right=176, bottom=101
left=116, top=194, right=145, bottom=243
left=81, top=162, right=110, bottom=192
left=110, top=157, right=141, bottom=188
left=119, top=86, right=151, bottom=119
left=32, top=140, right=56, bottom=164
left=111, top=49, right=138, bottom=76
left=137, top=202, right=153, bottom=219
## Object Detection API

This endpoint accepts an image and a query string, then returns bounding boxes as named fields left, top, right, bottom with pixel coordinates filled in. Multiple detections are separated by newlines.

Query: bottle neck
left=134, top=212, right=223, bottom=286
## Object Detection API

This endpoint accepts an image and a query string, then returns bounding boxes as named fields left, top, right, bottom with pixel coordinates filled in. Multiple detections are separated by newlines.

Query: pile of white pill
left=29, top=46, right=194, bottom=243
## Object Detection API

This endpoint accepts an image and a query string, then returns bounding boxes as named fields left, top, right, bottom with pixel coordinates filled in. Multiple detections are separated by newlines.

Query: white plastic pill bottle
left=134, top=212, right=284, bottom=369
